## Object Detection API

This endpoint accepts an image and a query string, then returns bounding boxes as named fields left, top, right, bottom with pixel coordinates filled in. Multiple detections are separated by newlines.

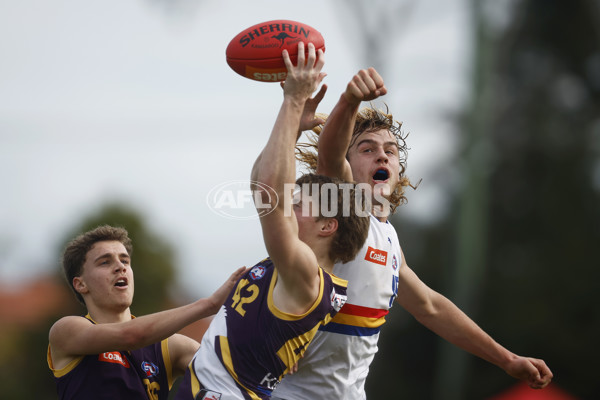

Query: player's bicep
left=167, top=334, right=200, bottom=378
left=259, top=206, right=298, bottom=262
left=395, top=260, right=437, bottom=318
left=49, top=316, right=109, bottom=357
left=50, top=316, right=138, bottom=357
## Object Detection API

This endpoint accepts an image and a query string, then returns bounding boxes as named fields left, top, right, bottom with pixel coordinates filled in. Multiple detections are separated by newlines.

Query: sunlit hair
left=296, top=105, right=413, bottom=214
left=295, top=173, right=370, bottom=264
left=62, top=225, right=133, bottom=305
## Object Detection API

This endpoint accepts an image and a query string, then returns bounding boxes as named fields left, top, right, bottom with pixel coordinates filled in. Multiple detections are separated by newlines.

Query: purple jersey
left=175, top=258, right=348, bottom=400
left=47, top=315, right=174, bottom=400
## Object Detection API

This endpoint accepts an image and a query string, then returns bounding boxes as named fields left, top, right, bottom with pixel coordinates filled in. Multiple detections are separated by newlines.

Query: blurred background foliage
left=367, top=0, right=600, bottom=399
left=1, top=0, right=598, bottom=399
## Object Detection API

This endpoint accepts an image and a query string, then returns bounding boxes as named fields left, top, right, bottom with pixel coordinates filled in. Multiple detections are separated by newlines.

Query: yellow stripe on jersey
left=276, top=320, right=325, bottom=376
left=331, top=313, right=387, bottom=328
left=47, top=344, right=84, bottom=378
left=189, top=363, right=201, bottom=398
left=161, top=339, right=173, bottom=389
left=267, top=268, right=325, bottom=321
left=218, top=336, right=262, bottom=400
left=329, top=273, right=348, bottom=288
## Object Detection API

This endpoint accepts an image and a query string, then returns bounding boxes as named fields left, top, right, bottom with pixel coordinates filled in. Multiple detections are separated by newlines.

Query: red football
left=226, top=20, right=325, bottom=82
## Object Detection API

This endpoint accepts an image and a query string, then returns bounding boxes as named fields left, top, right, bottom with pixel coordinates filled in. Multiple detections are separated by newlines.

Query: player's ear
left=73, top=276, right=89, bottom=295
left=319, top=218, right=338, bottom=237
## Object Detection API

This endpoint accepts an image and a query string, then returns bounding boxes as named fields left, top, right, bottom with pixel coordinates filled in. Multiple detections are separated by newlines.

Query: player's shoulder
left=51, top=314, right=91, bottom=328
left=49, top=315, right=91, bottom=338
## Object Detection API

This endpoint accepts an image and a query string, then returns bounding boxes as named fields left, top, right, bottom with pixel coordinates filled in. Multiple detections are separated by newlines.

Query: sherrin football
left=226, top=20, right=325, bottom=82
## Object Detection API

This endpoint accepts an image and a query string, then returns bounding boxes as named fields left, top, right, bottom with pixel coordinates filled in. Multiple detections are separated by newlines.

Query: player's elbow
left=413, top=301, right=439, bottom=323
left=405, top=291, right=441, bottom=323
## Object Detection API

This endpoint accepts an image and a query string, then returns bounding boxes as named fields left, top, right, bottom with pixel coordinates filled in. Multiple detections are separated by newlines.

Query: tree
left=368, top=0, right=599, bottom=398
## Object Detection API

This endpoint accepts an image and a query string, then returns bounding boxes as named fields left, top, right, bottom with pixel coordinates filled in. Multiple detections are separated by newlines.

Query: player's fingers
left=313, top=116, right=326, bottom=126
left=316, top=72, right=327, bottom=87
left=532, top=359, right=553, bottom=387
left=282, top=49, right=294, bottom=72
left=231, top=266, right=248, bottom=280
left=314, top=48, right=325, bottom=72
left=352, top=74, right=370, bottom=96
left=296, top=42, right=306, bottom=68
left=367, top=67, right=385, bottom=88
left=306, top=42, right=316, bottom=69
left=357, top=69, right=378, bottom=93
left=345, top=82, right=363, bottom=101
left=313, top=84, right=328, bottom=103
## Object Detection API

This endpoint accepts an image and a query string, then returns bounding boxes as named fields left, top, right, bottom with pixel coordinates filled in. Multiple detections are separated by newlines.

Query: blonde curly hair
left=296, top=105, right=413, bottom=214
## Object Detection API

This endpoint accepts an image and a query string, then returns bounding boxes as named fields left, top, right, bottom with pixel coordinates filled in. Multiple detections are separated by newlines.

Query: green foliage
left=367, top=0, right=599, bottom=399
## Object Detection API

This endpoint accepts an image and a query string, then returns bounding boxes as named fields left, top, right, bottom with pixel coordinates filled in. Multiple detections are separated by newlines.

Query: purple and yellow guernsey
left=47, top=315, right=174, bottom=400
left=175, top=258, right=348, bottom=400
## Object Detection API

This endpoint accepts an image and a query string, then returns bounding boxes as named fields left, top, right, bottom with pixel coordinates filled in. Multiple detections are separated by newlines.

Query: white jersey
left=272, top=215, right=402, bottom=400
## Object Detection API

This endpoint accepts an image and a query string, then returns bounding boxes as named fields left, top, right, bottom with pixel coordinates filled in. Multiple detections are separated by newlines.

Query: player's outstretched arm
left=49, top=266, right=247, bottom=369
left=251, top=42, right=326, bottom=311
left=395, top=252, right=553, bottom=389
left=316, top=67, right=387, bottom=181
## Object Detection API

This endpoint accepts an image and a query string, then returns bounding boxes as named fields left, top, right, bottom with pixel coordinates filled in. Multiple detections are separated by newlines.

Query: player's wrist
left=341, top=92, right=361, bottom=107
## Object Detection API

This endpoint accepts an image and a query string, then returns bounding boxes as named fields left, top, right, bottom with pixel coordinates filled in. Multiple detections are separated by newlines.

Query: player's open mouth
left=373, top=169, right=389, bottom=182
left=114, top=278, right=128, bottom=287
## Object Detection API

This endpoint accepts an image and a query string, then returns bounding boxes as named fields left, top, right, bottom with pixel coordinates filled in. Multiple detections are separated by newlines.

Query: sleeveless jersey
left=174, top=258, right=348, bottom=400
left=272, top=215, right=402, bottom=400
left=47, top=315, right=174, bottom=400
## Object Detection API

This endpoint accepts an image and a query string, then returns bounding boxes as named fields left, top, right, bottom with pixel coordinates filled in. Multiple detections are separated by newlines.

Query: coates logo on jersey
left=330, top=288, right=348, bottom=312
left=249, top=265, right=266, bottom=280
left=365, top=246, right=387, bottom=266
left=141, top=361, right=159, bottom=378
left=99, top=352, right=130, bottom=368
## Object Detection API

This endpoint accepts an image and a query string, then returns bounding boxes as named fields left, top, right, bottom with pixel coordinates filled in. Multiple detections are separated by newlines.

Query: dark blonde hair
left=295, top=173, right=370, bottom=264
left=62, top=225, right=132, bottom=305
left=296, top=105, right=412, bottom=214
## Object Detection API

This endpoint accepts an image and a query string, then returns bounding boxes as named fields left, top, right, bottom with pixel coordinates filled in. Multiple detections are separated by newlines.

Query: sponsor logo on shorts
left=365, top=246, right=387, bottom=266
left=141, top=361, right=159, bottom=377
left=99, top=352, right=130, bottom=368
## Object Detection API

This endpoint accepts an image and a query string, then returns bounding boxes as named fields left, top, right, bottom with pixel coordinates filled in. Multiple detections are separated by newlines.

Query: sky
left=0, top=0, right=470, bottom=298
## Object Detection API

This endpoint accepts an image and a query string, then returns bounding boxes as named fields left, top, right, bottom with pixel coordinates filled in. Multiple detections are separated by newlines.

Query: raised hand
left=282, top=42, right=326, bottom=103
left=208, top=266, right=248, bottom=312
left=344, top=67, right=387, bottom=105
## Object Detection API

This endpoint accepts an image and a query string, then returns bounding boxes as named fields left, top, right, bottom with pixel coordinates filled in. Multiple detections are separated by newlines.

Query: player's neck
left=86, top=305, right=132, bottom=324
left=372, top=204, right=390, bottom=223
left=375, top=215, right=388, bottom=223
left=316, top=254, right=334, bottom=274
